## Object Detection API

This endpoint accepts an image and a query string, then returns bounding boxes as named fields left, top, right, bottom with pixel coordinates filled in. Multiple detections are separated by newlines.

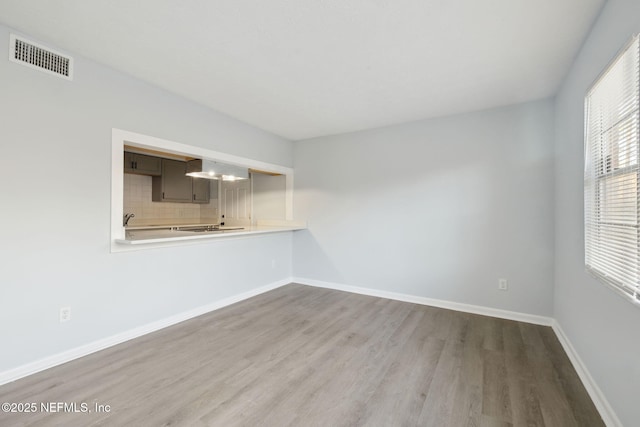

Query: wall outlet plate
left=59, top=307, right=71, bottom=323
left=498, top=278, right=508, bottom=291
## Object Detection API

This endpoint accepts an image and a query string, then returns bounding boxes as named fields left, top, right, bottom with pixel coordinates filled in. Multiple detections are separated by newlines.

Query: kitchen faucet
left=123, top=213, right=135, bottom=226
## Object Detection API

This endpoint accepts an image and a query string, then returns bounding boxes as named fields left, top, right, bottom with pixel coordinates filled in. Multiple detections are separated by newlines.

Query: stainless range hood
left=186, top=159, right=249, bottom=181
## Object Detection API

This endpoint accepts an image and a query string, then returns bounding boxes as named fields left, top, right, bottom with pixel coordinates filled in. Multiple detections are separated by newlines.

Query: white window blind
left=585, top=35, right=640, bottom=304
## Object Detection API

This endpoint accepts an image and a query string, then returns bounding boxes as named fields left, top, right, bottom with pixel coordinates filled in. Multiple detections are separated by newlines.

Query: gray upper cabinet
left=152, top=159, right=210, bottom=203
left=124, top=152, right=161, bottom=176
left=153, top=159, right=192, bottom=202
left=192, top=177, right=210, bottom=204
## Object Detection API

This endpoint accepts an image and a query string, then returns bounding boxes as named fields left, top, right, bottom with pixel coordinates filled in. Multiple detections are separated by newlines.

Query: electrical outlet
left=271, top=259, right=276, bottom=269
left=59, top=307, right=71, bottom=323
left=498, top=279, right=508, bottom=291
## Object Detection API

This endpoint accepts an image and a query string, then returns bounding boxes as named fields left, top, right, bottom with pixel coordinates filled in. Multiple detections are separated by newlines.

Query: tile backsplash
left=123, top=174, right=218, bottom=226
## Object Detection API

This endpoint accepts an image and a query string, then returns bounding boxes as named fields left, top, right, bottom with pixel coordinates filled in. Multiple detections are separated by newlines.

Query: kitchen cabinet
left=124, top=152, right=161, bottom=176
left=152, top=159, right=192, bottom=202
left=192, top=177, right=210, bottom=203
left=152, top=159, right=210, bottom=203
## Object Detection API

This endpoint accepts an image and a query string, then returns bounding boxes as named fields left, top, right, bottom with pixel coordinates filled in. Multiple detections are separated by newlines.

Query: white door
left=221, top=178, right=252, bottom=226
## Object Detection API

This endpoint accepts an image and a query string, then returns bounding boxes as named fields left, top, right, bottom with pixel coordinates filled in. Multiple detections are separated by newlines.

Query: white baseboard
left=552, top=321, right=622, bottom=427
left=0, top=279, right=290, bottom=386
left=293, top=277, right=553, bottom=326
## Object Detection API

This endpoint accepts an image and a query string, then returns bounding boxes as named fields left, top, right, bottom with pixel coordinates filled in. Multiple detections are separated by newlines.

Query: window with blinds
left=584, top=35, right=640, bottom=305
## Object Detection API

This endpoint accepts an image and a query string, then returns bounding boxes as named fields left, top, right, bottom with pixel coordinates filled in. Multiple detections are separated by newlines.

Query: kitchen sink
left=179, top=225, right=219, bottom=232
left=177, top=225, right=244, bottom=233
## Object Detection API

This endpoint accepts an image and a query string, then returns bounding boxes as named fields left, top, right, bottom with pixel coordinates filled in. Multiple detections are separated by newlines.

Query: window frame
left=584, top=34, right=640, bottom=306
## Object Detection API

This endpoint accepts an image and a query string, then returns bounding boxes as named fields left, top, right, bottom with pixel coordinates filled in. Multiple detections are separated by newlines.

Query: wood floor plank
left=0, top=284, right=604, bottom=427
left=537, top=325, right=605, bottom=427
left=518, top=322, right=599, bottom=427
left=268, top=299, right=416, bottom=426
left=196, top=293, right=391, bottom=426
left=448, top=313, right=499, bottom=427
left=481, top=348, right=513, bottom=423
left=502, top=320, right=546, bottom=427
left=356, top=308, right=446, bottom=427
left=417, top=310, right=469, bottom=426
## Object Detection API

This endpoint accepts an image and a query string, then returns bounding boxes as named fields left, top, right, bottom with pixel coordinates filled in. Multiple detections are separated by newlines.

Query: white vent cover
left=9, top=34, right=73, bottom=80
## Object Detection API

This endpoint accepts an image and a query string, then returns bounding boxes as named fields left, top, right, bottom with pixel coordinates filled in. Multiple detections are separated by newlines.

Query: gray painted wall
left=293, top=99, right=555, bottom=316
left=554, top=1, right=640, bottom=425
left=0, top=23, right=293, bottom=372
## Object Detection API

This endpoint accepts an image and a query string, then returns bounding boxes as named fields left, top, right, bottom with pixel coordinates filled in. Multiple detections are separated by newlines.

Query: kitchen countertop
left=125, top=222, right=219, bottom=230
left=116, top=223, right=305, bottom=245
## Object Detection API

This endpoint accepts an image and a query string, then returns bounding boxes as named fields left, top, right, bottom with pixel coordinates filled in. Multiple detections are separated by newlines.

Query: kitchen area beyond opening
left=110, top=129, right=303, bottom=251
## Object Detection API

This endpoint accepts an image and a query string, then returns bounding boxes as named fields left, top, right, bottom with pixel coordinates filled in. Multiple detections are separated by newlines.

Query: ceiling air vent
left=9, top=34, right=73, bottom=80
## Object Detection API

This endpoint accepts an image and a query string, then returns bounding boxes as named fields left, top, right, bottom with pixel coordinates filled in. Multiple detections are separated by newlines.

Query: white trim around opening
left=111, top=128, right=295, bottom=253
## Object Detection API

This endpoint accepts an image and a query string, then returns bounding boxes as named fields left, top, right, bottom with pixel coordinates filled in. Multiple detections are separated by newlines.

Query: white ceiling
left=0, top=0, right=604, bottom=140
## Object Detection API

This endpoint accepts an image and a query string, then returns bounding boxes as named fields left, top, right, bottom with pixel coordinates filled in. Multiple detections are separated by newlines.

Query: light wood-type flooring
left=0, top=284, right=603, bottom=426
